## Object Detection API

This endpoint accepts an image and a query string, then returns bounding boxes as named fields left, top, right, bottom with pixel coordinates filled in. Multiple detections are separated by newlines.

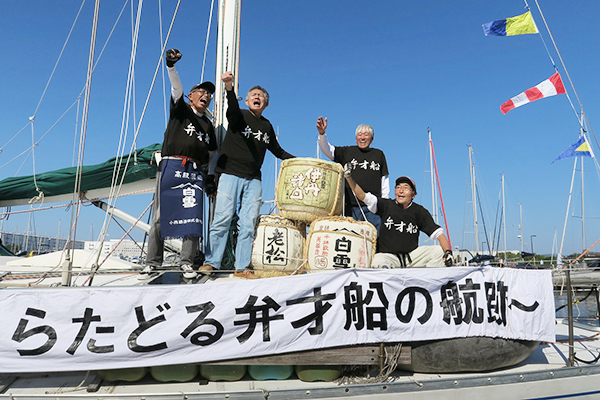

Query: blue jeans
left=205, top=173, right=262, bottom=271
left=350, top=205, right=381, bottom=233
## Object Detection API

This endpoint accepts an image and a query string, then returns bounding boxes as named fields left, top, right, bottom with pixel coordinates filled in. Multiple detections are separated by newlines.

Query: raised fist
left=165, top=48, right=182, bottom=67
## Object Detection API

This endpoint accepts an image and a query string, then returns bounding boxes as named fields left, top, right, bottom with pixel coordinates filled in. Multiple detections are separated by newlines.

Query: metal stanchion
left=566, top=268, right=574, bottom=367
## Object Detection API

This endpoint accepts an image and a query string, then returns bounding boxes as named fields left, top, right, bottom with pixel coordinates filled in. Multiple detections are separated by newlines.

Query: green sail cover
left=0, top=242, right=15, bottom=256
left=0, top=143, right=161, bottom=206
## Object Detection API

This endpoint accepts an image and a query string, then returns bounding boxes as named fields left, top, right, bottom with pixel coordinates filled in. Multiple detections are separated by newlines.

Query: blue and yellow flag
left=552, top=136, right=595, bottom=163
left=483, top=11, right=538, bottom=36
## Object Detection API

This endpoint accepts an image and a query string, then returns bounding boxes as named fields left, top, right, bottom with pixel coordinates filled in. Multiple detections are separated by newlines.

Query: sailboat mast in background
left=427, top=129, right=451, bottom=249
left=468, top=145, right=479, bottom=254
left=428, top=129, right=438, bottom=224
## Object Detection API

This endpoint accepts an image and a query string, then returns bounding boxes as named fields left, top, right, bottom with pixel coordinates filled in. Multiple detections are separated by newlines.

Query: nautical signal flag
left=552, top=136, right=595, bottom=163
left=500, top=72, right=566, bottom=114
left=483, top=11, right=539, bottom=36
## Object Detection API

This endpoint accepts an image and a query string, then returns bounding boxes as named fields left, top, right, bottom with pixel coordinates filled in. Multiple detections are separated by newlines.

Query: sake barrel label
left=276, top=158, right=343, bottom=222
left=286, top=166, right=335, bottom=206
left=259, top=225, right=290, bottom=266
left=252, top=215, right=305, bottom=275
left=305, top=217, right=377, bottom=270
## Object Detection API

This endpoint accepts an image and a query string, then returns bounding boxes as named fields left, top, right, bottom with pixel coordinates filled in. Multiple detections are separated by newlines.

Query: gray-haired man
left=317, top=116, right=389, bottom=231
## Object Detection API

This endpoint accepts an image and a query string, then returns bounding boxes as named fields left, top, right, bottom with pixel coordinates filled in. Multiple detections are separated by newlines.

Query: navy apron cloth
left=160, top=157, right=204, bottom=240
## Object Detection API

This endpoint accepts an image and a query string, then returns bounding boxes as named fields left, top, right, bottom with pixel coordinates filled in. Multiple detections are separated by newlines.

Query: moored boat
left=1, top=1, right=599, bottom=399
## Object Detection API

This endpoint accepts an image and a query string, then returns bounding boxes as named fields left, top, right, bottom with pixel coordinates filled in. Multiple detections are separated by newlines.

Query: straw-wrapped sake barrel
left=304, top=216, right=377, bottom=271
left=275, top=157, right=344, bottom=223
left=251, top=214, right=306, bottom=277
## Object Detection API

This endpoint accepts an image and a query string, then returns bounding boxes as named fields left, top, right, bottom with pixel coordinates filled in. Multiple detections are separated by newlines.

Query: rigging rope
left=475, top=182, right=492, bottom=254
left=28, top=120, right=43, bottom=205
left=33, top=0, right=87, bottom=119
left=5, top=0, right=87, bottom=213
left=65, top=0, right=101, bottom=287
left=0, top=122, right=29, bottom=156
left=531, top=1, right=585, bottom=123
left=93, top=14, right=141, bottom=268
left=99, top=0, right=181, bottom=230
left=0, top=97, right=81, bottom=174
left=93, top=0, right=181, bottom=264
left=0, top=144, right=32, bottom=172
left=158, top=0, right=168, bottom=127
left=559, top=236, right=600, bottom=271
left=97, top=0, right=145, bottom=250
left=200, top=0, right=216, bottom=83
left=0, top=188, right=154, bottom=220
left=129, top=0, right=181, bottom=150
left=528, top=0, right=598, bottom=153
left=1, top=0, right=85, bottom=174
left=85, top=0, right=181, bottom=272
left=85, top=201, right=152, bottom=286
left=72, top=96, right=82, bottom=166
left=1, top=1, right=129, bottom=175
left=24, top=201, right=85, bottom=286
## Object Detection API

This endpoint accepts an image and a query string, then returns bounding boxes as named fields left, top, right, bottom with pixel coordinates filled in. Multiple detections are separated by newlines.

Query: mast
left=429, top=129, right=451, bottom=249
left=428, top=128, right=438, bottom=224
left=214, top=0, right=241, bottom=146
left=558, top=157, right=578, bottom=265
left=518, top=203, right=524, bottom=254
left=207, top=0, right=241, bottom=235
left=580, top=130, right=585, bottom=253
left=468, top=145, right=479, bottom=254
left=56, top=219, right=61, bottom=251
left=551, top=228, right=557, bottom=265
left=501, top=174, right=507, bottom=263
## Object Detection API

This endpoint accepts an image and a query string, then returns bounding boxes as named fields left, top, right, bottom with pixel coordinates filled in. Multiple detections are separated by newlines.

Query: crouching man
left=345, top=168, right=453, bottom=268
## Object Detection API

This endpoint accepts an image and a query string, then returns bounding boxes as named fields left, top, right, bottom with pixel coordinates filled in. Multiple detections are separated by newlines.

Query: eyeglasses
left=190, top=89, right=213, bottom=98
left=396, top=184, right=413, bottom=191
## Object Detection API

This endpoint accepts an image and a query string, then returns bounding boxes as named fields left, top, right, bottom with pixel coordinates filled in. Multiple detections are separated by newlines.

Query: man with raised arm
left=199, top=72, right=295, bottom=279
left=140, top=48, right=217, bottom=280
left=317, top=116, right=389, bottom=231
left=345, top=168, right=453, bottom=268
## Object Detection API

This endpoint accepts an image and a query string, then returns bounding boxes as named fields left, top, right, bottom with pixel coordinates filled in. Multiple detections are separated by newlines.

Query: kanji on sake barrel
left=304, top=216, right=377, bottom=271
left=275, top=157, right=344, bottom=223
left=251, top=214, right=306, bottom=277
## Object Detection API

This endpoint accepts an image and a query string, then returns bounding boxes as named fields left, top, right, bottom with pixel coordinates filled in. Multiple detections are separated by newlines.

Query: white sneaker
left=138, top=265, right=158, bottom=280
left=181, top=264, right=198, bottom=279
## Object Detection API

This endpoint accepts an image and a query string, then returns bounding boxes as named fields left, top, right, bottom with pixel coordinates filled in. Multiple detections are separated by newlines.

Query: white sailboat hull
left=0, top=320, right=598, bottom=400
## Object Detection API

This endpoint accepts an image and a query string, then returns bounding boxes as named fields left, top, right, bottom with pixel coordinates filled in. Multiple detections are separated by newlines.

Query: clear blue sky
left=1, top=0, right=599, bottom=256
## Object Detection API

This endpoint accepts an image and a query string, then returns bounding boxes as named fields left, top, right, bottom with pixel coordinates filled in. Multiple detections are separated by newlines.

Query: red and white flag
left=501, top=72, right=566, bottom=114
